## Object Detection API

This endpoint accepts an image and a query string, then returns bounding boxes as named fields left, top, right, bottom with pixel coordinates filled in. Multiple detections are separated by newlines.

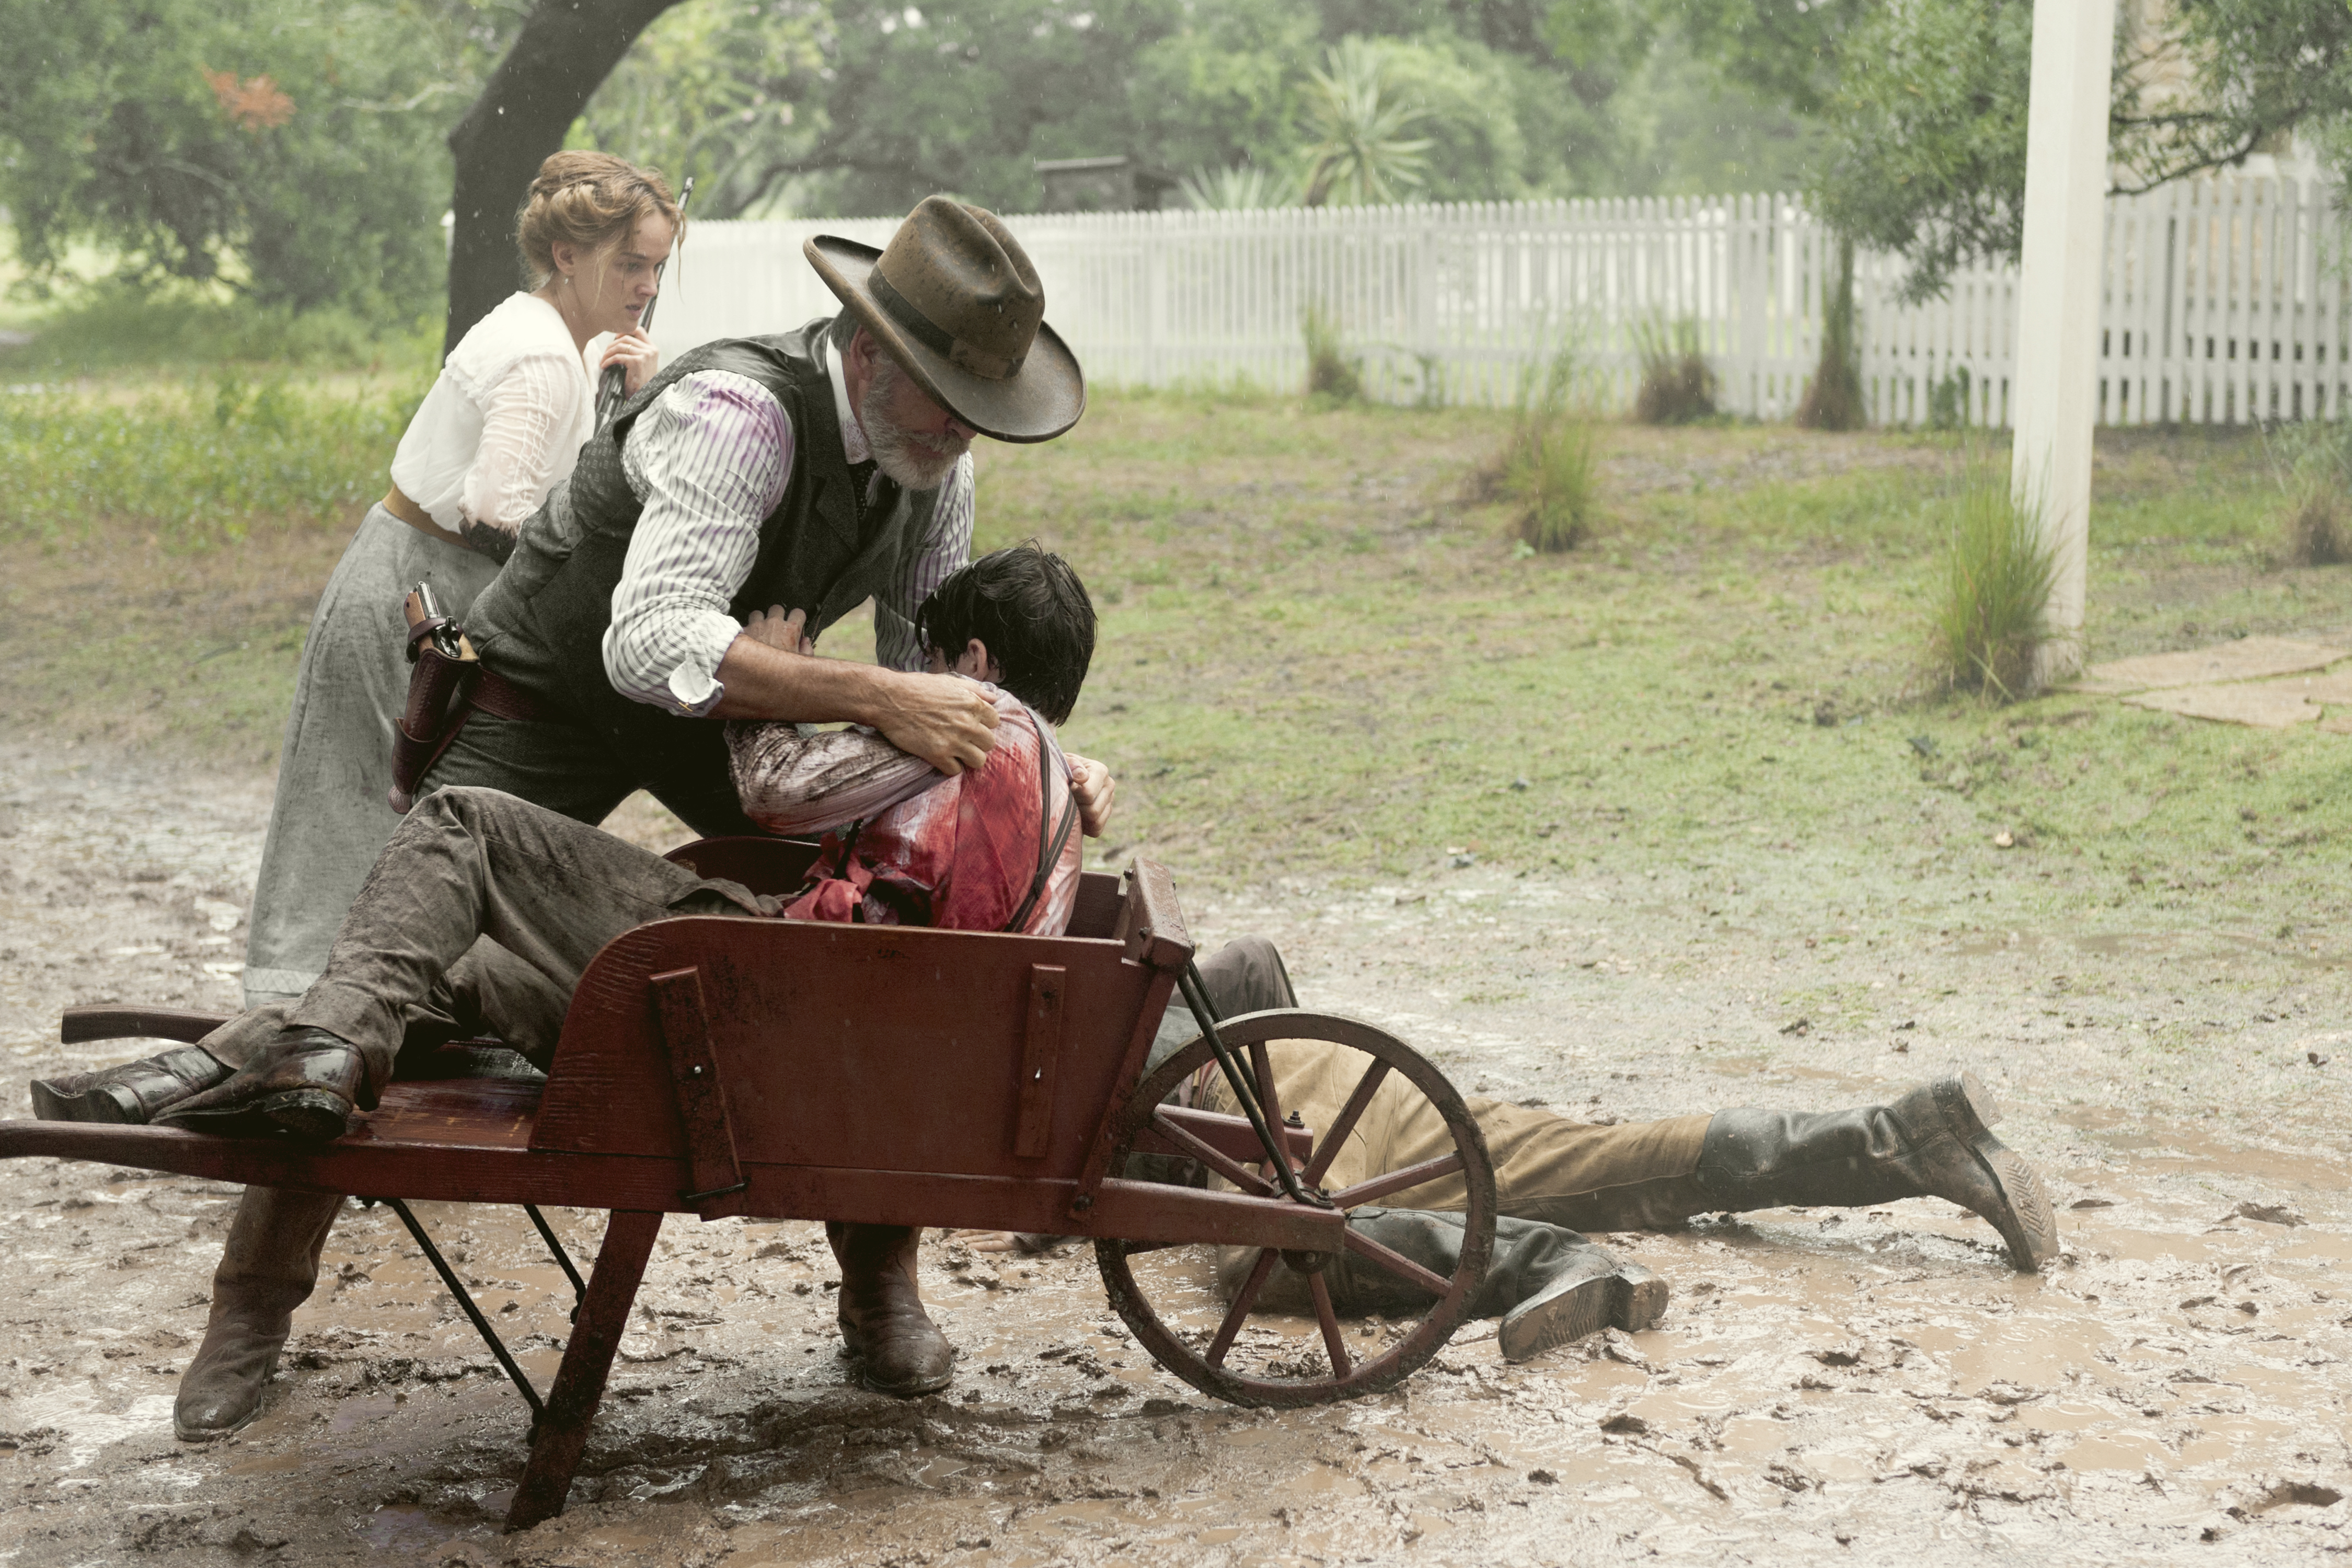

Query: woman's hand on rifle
left=598, top=325, right=661, bottom=396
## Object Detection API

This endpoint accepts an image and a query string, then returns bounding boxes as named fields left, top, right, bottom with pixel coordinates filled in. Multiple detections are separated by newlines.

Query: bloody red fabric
left=781, top=688, right=1080, bottom=935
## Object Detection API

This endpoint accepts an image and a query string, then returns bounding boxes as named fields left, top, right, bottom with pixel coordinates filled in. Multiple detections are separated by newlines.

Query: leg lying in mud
left=963, top=937, right=2062, bottom=1362
left=1178, top=938, right=2060, bottom=1278
left=956, top=937, right=1669, bottom=1361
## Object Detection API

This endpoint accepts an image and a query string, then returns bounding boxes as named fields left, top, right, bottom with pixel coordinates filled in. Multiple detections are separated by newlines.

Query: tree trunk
left=444, top=0, right=683, bottom=356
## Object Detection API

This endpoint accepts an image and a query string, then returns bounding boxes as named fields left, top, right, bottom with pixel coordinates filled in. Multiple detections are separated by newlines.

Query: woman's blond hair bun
left=515, top=151, right=681, bottom=288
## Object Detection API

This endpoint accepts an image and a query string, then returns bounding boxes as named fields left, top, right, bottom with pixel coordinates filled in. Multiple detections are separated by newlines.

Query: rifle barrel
left=595, top=174, right=695, bottom=427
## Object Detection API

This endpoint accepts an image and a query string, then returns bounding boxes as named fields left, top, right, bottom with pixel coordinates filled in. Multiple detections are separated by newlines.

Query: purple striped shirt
left=601, top=340, right=977, bottom=716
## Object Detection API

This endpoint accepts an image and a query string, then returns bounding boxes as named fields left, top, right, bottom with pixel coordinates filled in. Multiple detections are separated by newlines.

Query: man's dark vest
left=464, top=316, right=941, bottom=760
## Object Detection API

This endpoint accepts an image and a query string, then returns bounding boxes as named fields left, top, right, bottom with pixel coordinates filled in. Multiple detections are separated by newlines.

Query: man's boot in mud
left=30, top=1046, right=234, bottom=1124
left=1695, top=1071, right=2059, bottom=1271
left=828, top=1223, right=954, bottom=1396
left=156, top=1027, right=387, bottom=1142
left=1229, top=1208, right=1668, bottom=1362
left=175, top=1185, right=345, bottom=1441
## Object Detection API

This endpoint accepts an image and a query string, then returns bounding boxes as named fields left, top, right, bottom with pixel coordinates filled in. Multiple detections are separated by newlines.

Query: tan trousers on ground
left=1204, top=1042, right=1712, bottom=1231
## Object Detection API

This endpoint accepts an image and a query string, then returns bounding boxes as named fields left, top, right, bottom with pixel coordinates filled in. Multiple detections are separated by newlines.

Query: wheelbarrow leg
left=504, top=1209, right=664, bottom=1533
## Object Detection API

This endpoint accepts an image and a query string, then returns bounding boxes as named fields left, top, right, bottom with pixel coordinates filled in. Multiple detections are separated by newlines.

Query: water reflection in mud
left=5, top=1117, right=2349, bottom=1566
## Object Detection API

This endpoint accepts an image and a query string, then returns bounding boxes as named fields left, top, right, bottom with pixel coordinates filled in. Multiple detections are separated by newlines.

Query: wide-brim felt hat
left=806, top=197, right=1085, bottom=444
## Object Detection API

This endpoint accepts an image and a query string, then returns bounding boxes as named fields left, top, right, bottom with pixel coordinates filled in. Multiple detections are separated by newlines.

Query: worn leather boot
left=1696, top=1071, right=2059, bottom=1271
left=31, top=1046, right=233, bottom=1124
left=1228, top=1207, right=1668, bottom=1361
left=155, top=1028, right=379, bottom=1141
left=175, top=1185, right=345, bottom=1440
left=828, top=1222, right=953, bottom=1396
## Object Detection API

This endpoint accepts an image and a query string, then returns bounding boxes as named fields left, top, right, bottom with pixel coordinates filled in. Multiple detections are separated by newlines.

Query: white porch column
left=2011, top=0, right=2117, bottom=686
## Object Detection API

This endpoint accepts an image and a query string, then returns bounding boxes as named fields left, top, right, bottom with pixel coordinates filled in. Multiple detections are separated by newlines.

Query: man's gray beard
left=860, top=359, right=969, bottom=490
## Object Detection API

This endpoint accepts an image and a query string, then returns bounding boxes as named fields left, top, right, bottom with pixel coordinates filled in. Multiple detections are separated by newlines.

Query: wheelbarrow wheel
left=1094, top=1010, right=1496, bottom=1408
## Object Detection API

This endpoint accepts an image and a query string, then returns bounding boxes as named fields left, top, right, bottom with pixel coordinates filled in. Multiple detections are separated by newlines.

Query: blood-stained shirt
left=724, top=679, right=1081, bottom=936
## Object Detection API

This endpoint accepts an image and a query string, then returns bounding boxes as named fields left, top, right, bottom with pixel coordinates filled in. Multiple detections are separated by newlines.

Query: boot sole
left=1932, top=1073, right=2059, bottom=1271
left=30, top=1078, right=143, bottom=1124
left=837, top=1321, right=954, bottom=1397
left=1498, top=1264, right=1669, bottom=1363
left=158, top=1089, right=352, bottom=1142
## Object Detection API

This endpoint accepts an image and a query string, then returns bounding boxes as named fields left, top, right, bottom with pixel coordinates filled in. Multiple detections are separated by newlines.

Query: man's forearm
left=707, top=633, right=909, bottom=724
left=706, top=632, right=1000, bottom=775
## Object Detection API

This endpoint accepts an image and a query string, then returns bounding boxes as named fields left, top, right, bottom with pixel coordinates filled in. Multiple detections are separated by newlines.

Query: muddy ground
left=5, top=736, right=2352, bottom=1567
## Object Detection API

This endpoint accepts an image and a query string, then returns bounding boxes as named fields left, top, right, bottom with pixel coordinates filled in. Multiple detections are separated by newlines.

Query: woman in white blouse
left=241, top=152, right=680, bottom=1004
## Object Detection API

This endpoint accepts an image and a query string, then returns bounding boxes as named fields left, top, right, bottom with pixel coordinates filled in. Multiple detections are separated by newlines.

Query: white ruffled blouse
left=388, top=292, right=602, bottom=536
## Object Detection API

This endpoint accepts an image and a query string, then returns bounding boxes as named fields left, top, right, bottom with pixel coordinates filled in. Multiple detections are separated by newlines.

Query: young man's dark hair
left=916, top=543, right=1096, bottom=725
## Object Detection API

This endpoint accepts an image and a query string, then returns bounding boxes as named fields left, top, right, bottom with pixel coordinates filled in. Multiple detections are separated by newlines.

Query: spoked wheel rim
left=1095, top=1009, right=1496, bottom=1408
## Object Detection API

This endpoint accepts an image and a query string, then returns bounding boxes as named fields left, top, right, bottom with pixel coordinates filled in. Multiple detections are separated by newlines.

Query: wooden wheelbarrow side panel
left=532, top=918, right=1166, bottom=1186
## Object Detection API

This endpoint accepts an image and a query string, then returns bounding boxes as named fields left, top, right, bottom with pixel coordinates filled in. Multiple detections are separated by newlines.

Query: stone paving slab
left=2069, top=636, right=2348, bottom=695
left=2120, top=683, right=2323, bottom=728
left=2254, top=667, right=2352, bottom=707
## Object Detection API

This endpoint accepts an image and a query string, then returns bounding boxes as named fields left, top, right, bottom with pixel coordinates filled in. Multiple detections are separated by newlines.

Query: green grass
left=967, top=403, right=2352, bottom=956
left=6, top=373, right=2349, bottom=956
left=0, top=370, right=425, bottom=546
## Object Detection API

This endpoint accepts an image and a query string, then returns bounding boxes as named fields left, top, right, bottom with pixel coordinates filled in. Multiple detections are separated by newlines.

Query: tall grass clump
left=2263, top=417, right=2352, bottom=566
left=1630, top=315, right=1717, bottom=424
left=1301, top=301, right=1362, bottom=400
left=1796, top=235, right=1865, bottom=431
left=1479, top=344, right=1599, bottom=553
left=1929, top=462, right=2058, bottom=701
left=0, top=372, right=423, bottom=547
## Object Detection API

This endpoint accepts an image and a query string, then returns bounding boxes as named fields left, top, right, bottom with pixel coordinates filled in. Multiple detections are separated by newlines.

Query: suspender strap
left=1004, top=710, right=1079, bottom=934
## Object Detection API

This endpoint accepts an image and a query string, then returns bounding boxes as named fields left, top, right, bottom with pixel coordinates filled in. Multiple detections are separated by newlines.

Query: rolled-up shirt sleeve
left=601, top=370, right=794, bottom=716
left=726, top=720, right=943, bottom=834
left=873, top=451, right=974, bottom=673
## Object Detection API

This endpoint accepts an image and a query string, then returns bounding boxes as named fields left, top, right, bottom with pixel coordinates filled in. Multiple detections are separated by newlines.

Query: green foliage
left=1300, top=302, right=1362, bottom=399
left=1801, top=0, right=2352, bottom=302
left=2114, top=1, right=2352, bottom=191
left=1630, top=315, right=1717, bottom=424
left=1796, top=237, right=1863, bottom=430
left=1297, top=38, right=1435, bottom=206
left=1930, top=460, right=2058, bottom=702
left=1927, top=366, right=1975, bottom=431
left=0, top=375, right=420, bottom=547
left=0, top=0, right=486, bottom=321
left=1805, top=0, right=2032, bottom=304
left=1499, top=345, right=1598, bottom=551
left=1178, top=163, right=1300, bottom=211
left=570, top=0, right=831, bottom=218
left=2264, top=418, right=2352, bottom=567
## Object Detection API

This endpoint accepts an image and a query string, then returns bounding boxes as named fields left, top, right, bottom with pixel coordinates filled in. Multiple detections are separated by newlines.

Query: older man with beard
left=164, top=197, right=1115, bottom=1443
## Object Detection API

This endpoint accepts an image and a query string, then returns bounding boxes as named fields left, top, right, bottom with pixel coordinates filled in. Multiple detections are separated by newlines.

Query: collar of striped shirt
left=824, top=334, right=873, bottom=466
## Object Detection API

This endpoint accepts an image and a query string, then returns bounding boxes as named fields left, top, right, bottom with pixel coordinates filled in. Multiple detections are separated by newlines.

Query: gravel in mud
left=5, top=741, right=2352, bottom=1566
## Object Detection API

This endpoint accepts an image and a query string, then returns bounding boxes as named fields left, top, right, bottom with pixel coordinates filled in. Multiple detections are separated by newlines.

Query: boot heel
left=1934, top=1070, right=2004, bottom=1137
left=1609, top=1264, right=1670, bottom=1333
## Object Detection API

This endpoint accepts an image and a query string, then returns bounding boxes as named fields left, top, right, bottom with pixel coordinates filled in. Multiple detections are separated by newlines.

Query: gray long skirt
left=241, top=504, right=500, bottom=1004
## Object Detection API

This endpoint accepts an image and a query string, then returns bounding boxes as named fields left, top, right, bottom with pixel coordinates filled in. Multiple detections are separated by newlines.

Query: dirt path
left=5, top=741, right=2352, bottom=1565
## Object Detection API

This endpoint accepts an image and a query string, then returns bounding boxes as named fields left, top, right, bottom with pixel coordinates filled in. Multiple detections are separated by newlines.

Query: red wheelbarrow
left=0, top=847, right=1495, bottom=1531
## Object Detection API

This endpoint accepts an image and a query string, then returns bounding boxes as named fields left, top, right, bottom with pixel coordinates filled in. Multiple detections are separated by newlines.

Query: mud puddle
left=6, top=1140, right=2350, bottom=1566
left=8, top=743, right=2352, bottom=1564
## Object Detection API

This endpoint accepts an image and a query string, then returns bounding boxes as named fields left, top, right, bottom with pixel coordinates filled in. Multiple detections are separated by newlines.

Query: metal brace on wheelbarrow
left=378, top=1197, right=588, bottom=1428
left=1177, top=961, right=1331, bottom=1209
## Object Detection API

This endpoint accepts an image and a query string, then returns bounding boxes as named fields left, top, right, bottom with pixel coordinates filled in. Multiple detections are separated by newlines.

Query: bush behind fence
left=659, top=176, right=2349, bottom=428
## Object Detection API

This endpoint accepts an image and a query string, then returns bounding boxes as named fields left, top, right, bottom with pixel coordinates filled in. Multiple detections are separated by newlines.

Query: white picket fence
left=654, top=175, right=2350, bottom=426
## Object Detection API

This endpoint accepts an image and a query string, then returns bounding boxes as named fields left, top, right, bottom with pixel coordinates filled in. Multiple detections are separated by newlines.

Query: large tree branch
left=444, top=0, right=683, bottom=355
